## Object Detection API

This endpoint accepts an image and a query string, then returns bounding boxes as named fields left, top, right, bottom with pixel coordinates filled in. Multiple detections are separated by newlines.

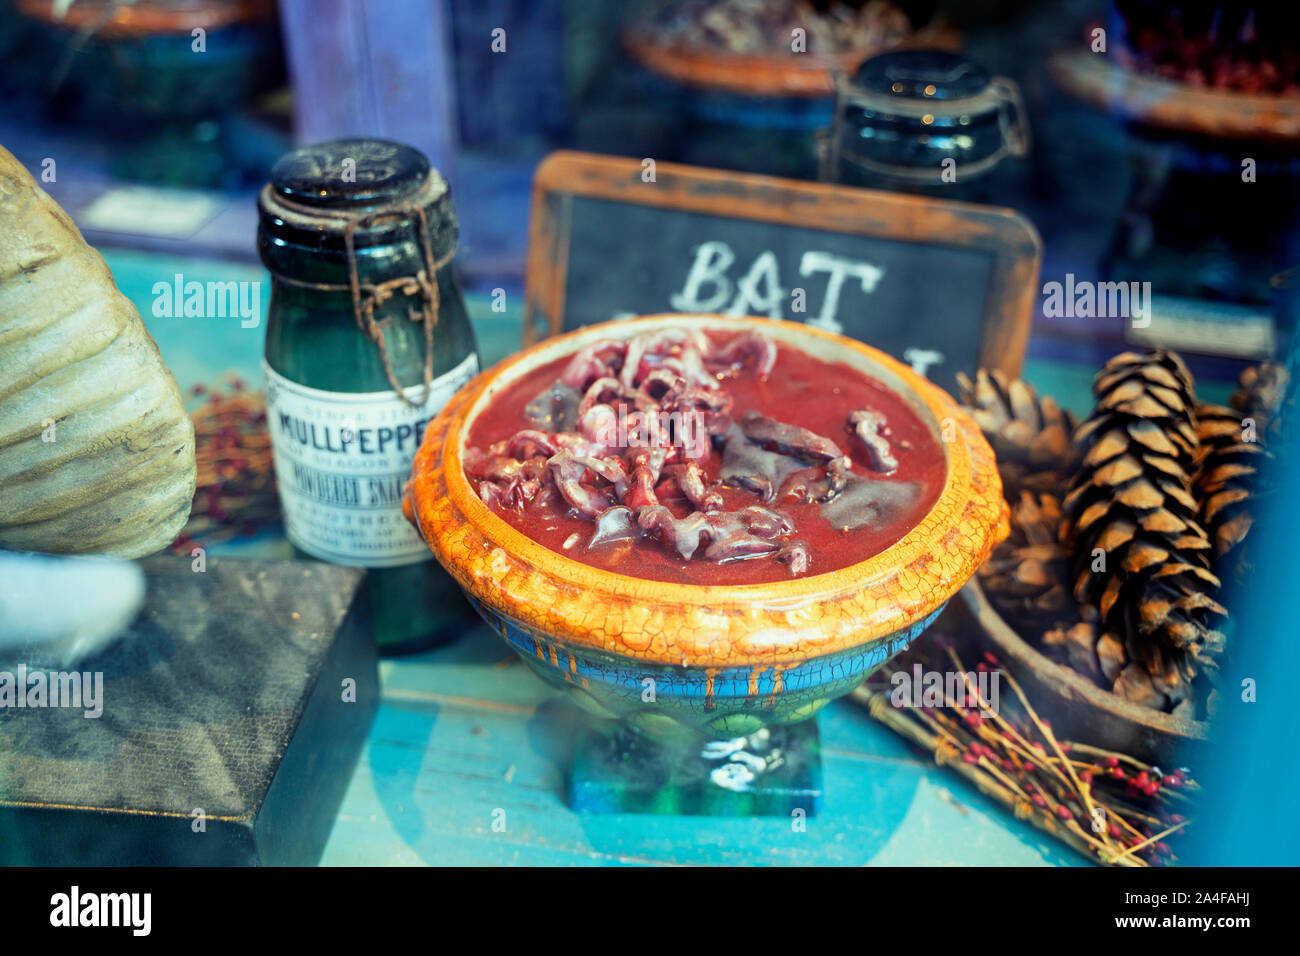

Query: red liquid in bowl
left=464, top=331, right=945, bottom=586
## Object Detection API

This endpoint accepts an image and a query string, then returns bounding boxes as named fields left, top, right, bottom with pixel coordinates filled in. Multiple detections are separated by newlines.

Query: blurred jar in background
left=822, top=48, right=1030, bottom=206
left=624, top=0, right=958, bottom=180
left=8, top=0, right=285, bottom=188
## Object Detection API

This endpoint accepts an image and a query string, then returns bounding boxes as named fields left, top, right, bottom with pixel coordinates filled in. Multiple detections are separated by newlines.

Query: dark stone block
left=0, top=557, right=377, bottom=865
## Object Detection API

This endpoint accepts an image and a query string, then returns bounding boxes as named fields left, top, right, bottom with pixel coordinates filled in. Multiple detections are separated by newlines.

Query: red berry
left=1080, top=770, right=1093, bottom=784
left=1104, top=756, right=1119, bottom=768
left=1056, top=806, right=1072, bottom=820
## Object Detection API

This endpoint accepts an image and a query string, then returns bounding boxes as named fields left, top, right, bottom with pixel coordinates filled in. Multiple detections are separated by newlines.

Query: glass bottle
left=258, top=138, right=480, bottom=654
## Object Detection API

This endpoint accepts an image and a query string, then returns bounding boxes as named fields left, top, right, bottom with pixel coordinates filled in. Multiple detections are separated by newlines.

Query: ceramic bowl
left=405, top=315, right=1008, bottom=739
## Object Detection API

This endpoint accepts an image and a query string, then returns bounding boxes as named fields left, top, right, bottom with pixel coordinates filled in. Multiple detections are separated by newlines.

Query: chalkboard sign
left=525, top=151, right=1041, bottom=395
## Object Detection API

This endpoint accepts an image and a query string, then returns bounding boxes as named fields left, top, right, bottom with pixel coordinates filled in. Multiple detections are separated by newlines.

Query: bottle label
left=263, top=355, right=478, bottom=567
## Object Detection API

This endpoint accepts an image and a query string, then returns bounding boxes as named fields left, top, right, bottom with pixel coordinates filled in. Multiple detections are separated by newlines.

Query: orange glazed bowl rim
left=406, top=314, right=1008, bottom=667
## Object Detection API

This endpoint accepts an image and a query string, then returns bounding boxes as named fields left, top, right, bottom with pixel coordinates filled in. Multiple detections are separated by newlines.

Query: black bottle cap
left=269, top=138, right=432, bottom=210
left=258, top=138, right=457, bottom=275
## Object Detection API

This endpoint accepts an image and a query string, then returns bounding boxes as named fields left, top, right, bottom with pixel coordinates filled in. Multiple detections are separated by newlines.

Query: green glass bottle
left=258, top=138, right=480, bottom=654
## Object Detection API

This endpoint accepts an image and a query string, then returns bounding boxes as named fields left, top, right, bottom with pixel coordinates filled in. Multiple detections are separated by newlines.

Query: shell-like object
left=0, top=145, right=195, bottom=557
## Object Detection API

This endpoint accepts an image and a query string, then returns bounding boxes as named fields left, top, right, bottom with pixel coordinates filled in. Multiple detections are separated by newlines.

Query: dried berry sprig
left=948, top=647, right=1116, bottom=847
left=860, top=686, right=1132, bottom=862
left=914, top=686, right=1144, bottom=852
left=857, top=643, right=1196, bottom=866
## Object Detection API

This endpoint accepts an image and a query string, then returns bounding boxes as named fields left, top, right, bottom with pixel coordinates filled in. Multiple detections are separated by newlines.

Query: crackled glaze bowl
left=404, top=315, right=1007, bottom=740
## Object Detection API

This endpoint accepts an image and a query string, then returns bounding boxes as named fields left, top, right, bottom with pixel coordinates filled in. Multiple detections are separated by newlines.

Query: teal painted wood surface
left=97, top=246, right=1235, bottom=866
left=320, top=633, right=1084, bottom=866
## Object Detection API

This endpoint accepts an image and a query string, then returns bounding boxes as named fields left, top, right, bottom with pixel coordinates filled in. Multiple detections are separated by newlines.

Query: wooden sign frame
left=524, top=150, right=1041, bottom=380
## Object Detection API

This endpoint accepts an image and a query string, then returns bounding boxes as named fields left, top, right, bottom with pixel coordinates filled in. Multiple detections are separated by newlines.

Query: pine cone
left=1194, top=403, right=1270, bottom=572
left=1061, top=350, right=1226, bottom=701
left=1041, top=620, right=1111, bottom=686
left=978, top=492, right=1072, bottom=631
left=1230, top=361, right=1289, bottom=437
left=957, top=369, right=1078, bottom=500
left=1040, top=617, right=1201, bottom=719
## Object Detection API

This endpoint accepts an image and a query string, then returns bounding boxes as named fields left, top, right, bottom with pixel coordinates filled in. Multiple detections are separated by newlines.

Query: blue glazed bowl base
left=569, top=718, right=822, bottom=817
